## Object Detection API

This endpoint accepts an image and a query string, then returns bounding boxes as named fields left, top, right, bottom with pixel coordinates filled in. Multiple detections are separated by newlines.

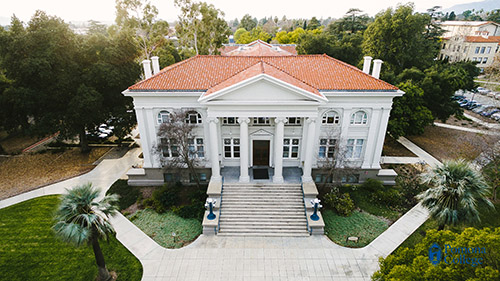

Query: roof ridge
left=320, top=54, right=399, bottom=90
left=261, top=59, right=319, bottom=90
left=205, top=60, right=263, bottom=90
left=128, top=55, right=199, bottom=89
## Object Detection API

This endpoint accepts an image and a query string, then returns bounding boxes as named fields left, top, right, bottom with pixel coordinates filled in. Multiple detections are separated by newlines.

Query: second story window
left=185, top=111, right=202, bottom=124
left=286, top=117, right=301, bottom=125
left=157, top=110, right=170, bottom=124
left=222, top=117, right=237, bottom=125
left=350, top=111, right=368, bottom=125
left=322, top=111, right=340, bottom=125
left=252, top=117, right=270, bottom=125
left=475, top=47, right=480, bottom=54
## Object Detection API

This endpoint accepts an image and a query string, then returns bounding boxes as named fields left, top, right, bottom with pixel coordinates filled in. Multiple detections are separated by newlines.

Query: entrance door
left=253, top=140, right=270, bottom=166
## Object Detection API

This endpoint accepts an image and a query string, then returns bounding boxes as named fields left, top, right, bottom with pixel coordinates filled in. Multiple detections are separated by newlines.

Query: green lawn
left=346, top=189, right=401, bottom=221
left=0, top=195, right=143, bottom=281
left=322, top=209, right=389, bottom=247
left=128, top=209, right=202, bottom=248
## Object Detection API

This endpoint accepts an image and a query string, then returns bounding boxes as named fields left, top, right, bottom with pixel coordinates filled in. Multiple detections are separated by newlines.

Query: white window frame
left=185, top=111, right=202, bottom=124
left=322, top=111, right=340, bottom=125
left=283, top=138, right=300, bottom=158
left=160, top=138, right=179, bottom=158
left=157, top=110, right=170, bottom=124
left=285, top=117, right=301, bottom=126
left=223, top=138, right=240, bottom=158
left=222, top=117, right=238, bottom=125
left=346, top=139, right=364, bottom=159
left=318, top=138, right=336, bottom=159
left=350, top=111, right=368, bottom=125
left=252, top=117, right=270, bottom=125
left=188, top=138, right=205, bottom=158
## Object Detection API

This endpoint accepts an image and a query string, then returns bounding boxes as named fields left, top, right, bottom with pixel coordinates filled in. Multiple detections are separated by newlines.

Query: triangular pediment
left=250, top=129, right=274, bottom=136
left=198, top=63, right=327, bottom=104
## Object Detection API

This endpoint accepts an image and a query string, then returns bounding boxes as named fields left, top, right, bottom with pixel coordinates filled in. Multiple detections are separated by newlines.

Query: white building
left=440, top=35, right=500, bottom=70
left=123, top=41, right=404, bottom=186
left=440, top=21, right=500, bottom=38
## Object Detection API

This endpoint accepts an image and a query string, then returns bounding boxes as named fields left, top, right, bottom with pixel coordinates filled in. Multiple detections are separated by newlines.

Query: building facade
left=124, top=41, right=404, bottom=186
left=440, top=21, right=500, bottom=38
left=440, top=35, right=500, bottom=70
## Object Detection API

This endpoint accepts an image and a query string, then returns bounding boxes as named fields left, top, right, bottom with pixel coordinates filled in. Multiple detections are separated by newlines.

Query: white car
left=477, top=87, right=490, bottom=94
left=490, top=112, right=500, bottom=121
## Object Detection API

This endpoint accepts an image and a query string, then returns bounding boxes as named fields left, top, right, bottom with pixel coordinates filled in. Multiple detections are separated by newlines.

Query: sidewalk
left=434, top=122, right=500, bottom=135
left=0, top=138, right=435, bottom=281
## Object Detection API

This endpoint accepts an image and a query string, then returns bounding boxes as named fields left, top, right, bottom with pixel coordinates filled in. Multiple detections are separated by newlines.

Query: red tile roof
left=203, top=61, right=320, bottom=96
left=465, top=36, right=500, bottom=43
left=129, top=41, right=398, bottom=92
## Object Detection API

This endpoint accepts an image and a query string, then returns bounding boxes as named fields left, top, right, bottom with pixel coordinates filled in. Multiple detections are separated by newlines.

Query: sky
left=0, top=0, right=475, bottom=25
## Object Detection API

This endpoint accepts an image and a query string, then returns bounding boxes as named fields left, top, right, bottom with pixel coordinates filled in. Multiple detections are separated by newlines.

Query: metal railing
left=217, top=176, right=224, bottom=234
left=300, top=182, right=311, bottom=235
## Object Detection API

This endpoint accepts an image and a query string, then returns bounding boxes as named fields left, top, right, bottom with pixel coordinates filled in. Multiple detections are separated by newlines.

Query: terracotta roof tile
left=465, top=36, right=500, bottom=43
left=130, top=46, right=398, bottom=92
left=203, top=61, right=320, bottom=97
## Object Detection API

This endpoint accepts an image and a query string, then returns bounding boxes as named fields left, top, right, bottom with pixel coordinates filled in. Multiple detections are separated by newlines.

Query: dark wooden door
left=253, top=140, right=270, bottom=166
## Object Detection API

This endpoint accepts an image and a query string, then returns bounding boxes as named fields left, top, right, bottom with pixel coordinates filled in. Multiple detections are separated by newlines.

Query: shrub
left=324, top=191, right=355, bottom=216
left=151, top=183, right=181, bottom=213
left=362, top=178, right=401, bottom=207
left=172, top=204, right=204, bottom=221
left=106, top=179, right=141, bottom=211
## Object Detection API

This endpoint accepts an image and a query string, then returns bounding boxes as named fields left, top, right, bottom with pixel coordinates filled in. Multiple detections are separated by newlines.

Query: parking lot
left=456, top=87, right=500, bottom=122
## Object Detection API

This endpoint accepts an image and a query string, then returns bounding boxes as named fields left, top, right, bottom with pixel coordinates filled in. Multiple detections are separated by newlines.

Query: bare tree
left=155, top=110, right=204, bottom=188
left=475, top=137, right=500, bottom=201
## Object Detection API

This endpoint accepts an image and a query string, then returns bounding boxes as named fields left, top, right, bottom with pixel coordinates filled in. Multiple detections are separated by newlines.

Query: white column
left=302, top=117, right=317, bottom=182
left=362, top=109, right=381, bottom=169
left=273, top=117, right=287, bottom=183
left=135, top=107, right=153, bottom=168
left=371, top=108, right=392, bottom=169
left=238, top=117, right=250, bottom=182
left=208, top=117, right=221, bottom=181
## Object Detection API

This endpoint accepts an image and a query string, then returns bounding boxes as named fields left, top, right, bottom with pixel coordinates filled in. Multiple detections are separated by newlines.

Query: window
left=314, top=174, right=332, bottom=183
left=486, top=47, right=491, bottom=54
left=472, top=57, right=477, bottom=62
left=464, top=46, right=467, bottom=53
left=475, top=47, right=480, bottom=54
left=164, top=173, right=180, bottom=182
left=223, top=138, right=240, bottom=158
left=185, top=111, right=202, bottom=124
left=286, top=117, right=301, bottom=125
left=157, top=110, right=170, bottom=124
left=283, top=138, right=300, bottom=158
left=341, top=174, right=359, bottom=183
left=188, top=138, right=205, bottom=157
left=322, top=111, right=340, bottom=125
left=346, top=139, right=364, bottom=159
left=483, top=57, right=488, bottom=64
left=457, top=46, right=460, bottom=52
left=252, top=117, right=270, bottom=125
left=222, top=117, right=237, bottom=125
left=350, top=111, right=368, bottom=125
left=190, top=173, right=207, bottom=183
left=480, top=47, right=485, bottom=54
left=318, top=139, right=336, bottom=158
left=442, top=43, right=446, bottom=49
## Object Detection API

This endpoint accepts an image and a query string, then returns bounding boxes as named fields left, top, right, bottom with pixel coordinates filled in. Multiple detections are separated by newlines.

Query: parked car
left=491, top=112, right=500, bottom=121
left=452, top=95, right=466, bottom=100
left=481, top=108, right=500, bottom=117
left=477, top=87, right=490, bottom=94
left=473, top=105, right=492, bottom=113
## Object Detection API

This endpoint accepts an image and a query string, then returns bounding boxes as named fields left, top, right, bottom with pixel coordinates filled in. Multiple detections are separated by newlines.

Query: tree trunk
left=91, top=236, right=111, bottom=281
left=79, top=127, right=90, bottom=153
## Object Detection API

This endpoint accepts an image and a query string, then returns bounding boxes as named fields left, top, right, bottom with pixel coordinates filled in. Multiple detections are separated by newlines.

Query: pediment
left=198, top=74, right=327, bottom=104
left=250, top=129, right=274, bottom=136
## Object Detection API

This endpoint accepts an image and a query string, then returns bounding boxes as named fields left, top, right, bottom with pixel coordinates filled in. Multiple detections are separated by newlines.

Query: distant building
left=440, top=21, right=500, bottom=37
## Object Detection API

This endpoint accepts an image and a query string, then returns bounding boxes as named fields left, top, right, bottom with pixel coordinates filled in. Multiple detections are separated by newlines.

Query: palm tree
left=417, top=160, right=494, bottom=230
left=53, top=183, right=119, bottom=281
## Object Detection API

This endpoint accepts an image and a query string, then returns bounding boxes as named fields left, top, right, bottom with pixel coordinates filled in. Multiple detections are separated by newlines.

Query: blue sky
left=0, top=0, right=473, bottom=25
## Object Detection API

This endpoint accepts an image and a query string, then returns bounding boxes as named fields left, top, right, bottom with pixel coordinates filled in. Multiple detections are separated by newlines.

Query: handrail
left=217, top=176, right=224, bottom=234
left=300, top=182, right=311, bottom=234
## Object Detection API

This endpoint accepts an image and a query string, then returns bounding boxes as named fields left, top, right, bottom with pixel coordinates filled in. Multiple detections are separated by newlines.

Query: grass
left=382, top=135, right=417, bottom=157
left=0, top=147, right=110, bottom=200
left=322, top=209, right=389, bottom=247
left=0, top=195, right=143, bottom=281
left=128, top=209, right=202, bottom=248
left=107, top=179, right=141, bottom=211
left=407, top=125, right=497, bottom=162
left=345, top=187, right=401, bottom=221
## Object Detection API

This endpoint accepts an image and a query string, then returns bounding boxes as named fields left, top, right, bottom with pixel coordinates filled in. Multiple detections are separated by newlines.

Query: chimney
left=372, top=59, right=383, bottom=79
left=142, top=59, right=152, bottom=79
left=151, top=56, right=160, bottom=75
left=362, top=56, right=372, bottom=74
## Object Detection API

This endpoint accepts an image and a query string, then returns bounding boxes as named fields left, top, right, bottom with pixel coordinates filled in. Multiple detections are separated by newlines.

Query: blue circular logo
left=429, top=243, right=442, bottom=265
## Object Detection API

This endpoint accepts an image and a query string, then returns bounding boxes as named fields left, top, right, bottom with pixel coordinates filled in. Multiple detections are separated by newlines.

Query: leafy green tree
left=362, top=3, right=441, bottom=74
left=373, top=228, right=500, bottom=281
left=115, top=0, right=170, bottom=60
left=307, top=17, right=321, bottom=30
left=462, top=9, right=484, bottom=21
left=327, top=8, right=370, bottom=34
left=233, top=27, right=247, bottom=43
left=235, top=26, right=272, bottom=44
left=297, top=31, right=363, bottom=66
left=387, top=80, right=434, bottom=138
left=53, top=183, right=120, bottom=281
left=487, top=9, right=500, bottom=23
left=417, top=160, right=494, bottom=230
left=239, top=14, right=257, bottom=31
left=273, top=28, right=306, bottom=44
left=174, top=0, right=230, bottom=55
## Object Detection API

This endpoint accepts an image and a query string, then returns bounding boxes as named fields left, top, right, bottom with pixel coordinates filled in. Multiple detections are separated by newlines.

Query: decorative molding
left=306, top=117, right=317, bottom=124
left=207, top=117, right=220, bottom=124
left=237, top=117, right=250, bottom=124
left=275, top=117, right=288, bottom=124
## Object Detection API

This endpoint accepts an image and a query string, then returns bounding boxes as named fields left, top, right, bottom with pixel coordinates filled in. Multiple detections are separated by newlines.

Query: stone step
left=221, top=200, right=303, bottom=205
left=223, top=183, right=301, bottom=187
left=219, top=220, right=306, bottom=226
left=223, top=187, right=302, bottom=190
left=220, top=213, right=306, bottom=218
left=217, top=232, right=310, bottom=237
left=221, top=207, right=304, bottom=212
left=219, top=226, right=307, bottom=231
left=223, top=191, right=303, bottom=195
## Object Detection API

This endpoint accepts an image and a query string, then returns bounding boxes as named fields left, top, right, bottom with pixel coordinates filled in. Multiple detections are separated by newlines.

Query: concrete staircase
left=218, top=183, right=309, bottom=237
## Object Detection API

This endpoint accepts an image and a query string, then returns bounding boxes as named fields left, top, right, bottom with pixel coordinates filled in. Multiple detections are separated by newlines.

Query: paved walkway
left=396, top=137, right=441, bottom=167
left=434, top=122, right=500, bottom=135
left=0, top=138, right=436, bottom=281
left=463, top=112, right=500, bottom=130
